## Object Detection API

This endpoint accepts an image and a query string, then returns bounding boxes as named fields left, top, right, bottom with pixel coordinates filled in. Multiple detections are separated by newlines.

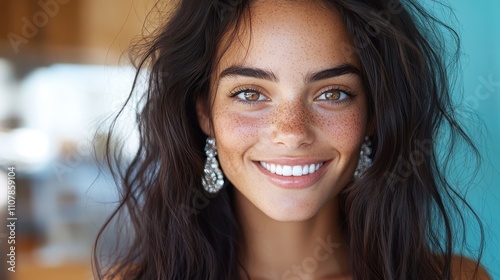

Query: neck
left=235, top=190, right=352, bottom=280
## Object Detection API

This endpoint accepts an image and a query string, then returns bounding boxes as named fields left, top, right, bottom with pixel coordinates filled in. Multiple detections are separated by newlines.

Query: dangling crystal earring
left=202, top=137, right=224, bottom=193
left=354, top=136, right=373, bottom=178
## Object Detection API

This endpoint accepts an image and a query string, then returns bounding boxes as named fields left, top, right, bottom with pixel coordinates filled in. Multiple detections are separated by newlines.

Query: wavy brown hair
left=93, top=0, right=485, bottom=279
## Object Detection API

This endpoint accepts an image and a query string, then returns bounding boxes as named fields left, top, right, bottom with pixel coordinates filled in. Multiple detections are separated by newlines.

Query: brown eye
left=315, top=88, right=352, bottom=102
left=324, top=91, right=341, bottom=100
left=232, top=89, right=267, bottom=102
left=244, top=91, right=261, bottom=101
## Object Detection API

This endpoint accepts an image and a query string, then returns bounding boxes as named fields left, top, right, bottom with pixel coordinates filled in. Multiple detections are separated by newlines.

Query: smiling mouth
left=259, top=161, right=325, bottom=177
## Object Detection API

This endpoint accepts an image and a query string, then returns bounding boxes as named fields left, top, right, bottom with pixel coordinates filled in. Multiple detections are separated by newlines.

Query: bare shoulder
left=451, top=255, right=491, bottom=280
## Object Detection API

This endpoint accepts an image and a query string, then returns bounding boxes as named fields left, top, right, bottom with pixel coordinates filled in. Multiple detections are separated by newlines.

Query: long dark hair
left=93, top=0, right=485, bottom=279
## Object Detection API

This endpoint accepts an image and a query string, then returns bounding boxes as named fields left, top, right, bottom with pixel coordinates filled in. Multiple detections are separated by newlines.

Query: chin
left=266, top=211, right=318, bottom=222
left=258, top=196, right=326, bottom=222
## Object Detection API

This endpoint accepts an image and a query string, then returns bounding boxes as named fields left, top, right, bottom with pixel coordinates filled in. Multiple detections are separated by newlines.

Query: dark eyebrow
left=218, top=64, right=360, bottom=83
left=306, top=64, right=360, bottom=83
left=219, top=66, right=278, bottom=82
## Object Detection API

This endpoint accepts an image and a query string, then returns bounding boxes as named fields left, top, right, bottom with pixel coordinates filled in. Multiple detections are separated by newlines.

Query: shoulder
left=450, top=255, right=491, bottom=280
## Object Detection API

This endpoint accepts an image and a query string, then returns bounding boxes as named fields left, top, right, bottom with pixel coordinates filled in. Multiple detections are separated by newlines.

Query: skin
left=198, top=0, right=364, bottom=278
left=196, top=0, right=490, bottom=279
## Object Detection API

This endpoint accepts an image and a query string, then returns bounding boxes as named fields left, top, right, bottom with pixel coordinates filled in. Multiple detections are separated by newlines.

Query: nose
left=270, top=100, right=315, bottom=149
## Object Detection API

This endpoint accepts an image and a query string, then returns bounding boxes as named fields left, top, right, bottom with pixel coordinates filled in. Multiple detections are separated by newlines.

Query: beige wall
left=0, top=0, right=171, bottom=65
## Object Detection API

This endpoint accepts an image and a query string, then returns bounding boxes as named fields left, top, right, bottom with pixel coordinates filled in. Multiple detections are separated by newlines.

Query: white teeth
left=309, top=164, right=315, bottom=172
left=292, top=166, right=302, bottom=176
left=302, top=165, right=309, bottom=175
left=282, top=166, right=292, bottom=176
left=260, top=161, right=324, bottom=177
left=276, top=165, right=283, bottom=175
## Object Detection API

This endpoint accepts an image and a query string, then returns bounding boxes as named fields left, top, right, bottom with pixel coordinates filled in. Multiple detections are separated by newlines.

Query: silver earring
left=354, top=136, right=373, bottom=178
left=202, top=137, right=224, bottom=193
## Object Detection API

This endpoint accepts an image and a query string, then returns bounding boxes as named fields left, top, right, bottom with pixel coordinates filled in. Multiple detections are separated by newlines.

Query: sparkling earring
left=354, top=136, right=373, bottom=178
left=202, top=138, right=224, bottom=193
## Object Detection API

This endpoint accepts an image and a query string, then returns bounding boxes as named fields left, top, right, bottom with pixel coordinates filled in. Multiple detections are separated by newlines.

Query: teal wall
left=440, top=0, right=500, bottom=277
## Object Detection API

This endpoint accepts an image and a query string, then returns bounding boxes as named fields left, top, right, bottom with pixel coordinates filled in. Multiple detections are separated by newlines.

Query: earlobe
left=196, top=98, right=211, bottom=136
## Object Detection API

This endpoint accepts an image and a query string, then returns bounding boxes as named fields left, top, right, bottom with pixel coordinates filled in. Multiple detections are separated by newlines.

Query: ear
left=196, top=98, right=211, bottom=136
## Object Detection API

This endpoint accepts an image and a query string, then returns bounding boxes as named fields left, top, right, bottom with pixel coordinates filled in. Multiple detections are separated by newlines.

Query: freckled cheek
left=316, top=109, right=367, bottom=152
left=213, top=109, right=264, bottom=157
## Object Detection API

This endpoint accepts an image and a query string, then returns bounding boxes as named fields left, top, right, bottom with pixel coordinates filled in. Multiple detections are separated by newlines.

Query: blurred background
left=0, top=0, right=160, bottom=279
left=0, top=0, right=498, bottom=279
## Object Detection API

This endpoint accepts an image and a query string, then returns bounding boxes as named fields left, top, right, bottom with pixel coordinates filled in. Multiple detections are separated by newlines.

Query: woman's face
left=198, top=0, right=369, bottom=221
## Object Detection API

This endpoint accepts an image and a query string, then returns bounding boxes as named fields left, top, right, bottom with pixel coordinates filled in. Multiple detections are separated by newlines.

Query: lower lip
left=255, top=161, right=331, bottom=189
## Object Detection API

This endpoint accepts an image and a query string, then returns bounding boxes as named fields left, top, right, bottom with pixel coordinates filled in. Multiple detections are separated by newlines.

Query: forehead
left=216, top=0, right=359, bottom=74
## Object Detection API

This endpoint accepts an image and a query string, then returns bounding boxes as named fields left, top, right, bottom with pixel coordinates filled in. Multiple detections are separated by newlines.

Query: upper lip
left=255, top=158, right=329, bottom=165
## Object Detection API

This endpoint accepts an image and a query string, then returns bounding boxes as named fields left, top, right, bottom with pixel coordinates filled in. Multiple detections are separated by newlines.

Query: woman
left=94, top=0, right=490, bottom=279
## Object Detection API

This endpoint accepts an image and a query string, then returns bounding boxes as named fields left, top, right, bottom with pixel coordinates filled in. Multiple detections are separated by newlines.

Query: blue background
left=438, top=0, right=500, bottom=277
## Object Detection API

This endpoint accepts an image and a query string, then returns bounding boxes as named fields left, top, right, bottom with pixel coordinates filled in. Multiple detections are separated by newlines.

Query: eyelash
left=315, top=87, right=355, bottom=105
left=228, top=86, right=268, bottom=105
left=228, top=86, right=355, bottom=106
